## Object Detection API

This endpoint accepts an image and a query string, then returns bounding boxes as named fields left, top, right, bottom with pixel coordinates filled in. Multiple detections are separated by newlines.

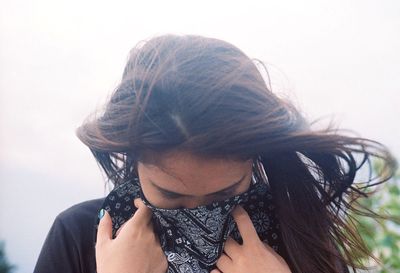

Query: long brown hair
left=76, top=34, right=397, bottom=273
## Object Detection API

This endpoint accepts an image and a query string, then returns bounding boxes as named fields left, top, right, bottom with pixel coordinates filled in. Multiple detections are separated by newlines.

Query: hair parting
left=76, top=34, right=398, bottom=273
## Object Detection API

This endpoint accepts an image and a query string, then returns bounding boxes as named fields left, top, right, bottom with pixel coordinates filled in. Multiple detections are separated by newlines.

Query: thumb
left=232, top=205, right=259, bottom=246
left=96, top=209, right=112, bottom=246
left=121, top=198, right=153, bottom=236
left=132, top=198, right=152, bottom=226
left=134, top=198, right=146, bottom=209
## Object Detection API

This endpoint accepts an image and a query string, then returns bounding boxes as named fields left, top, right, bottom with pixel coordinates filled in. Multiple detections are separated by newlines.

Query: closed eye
left=152, top=174, right=247, bottom=200
left=214, top=190, right=236, bottom=198
left=162, top=189, right=236, bottom=200
left=162, top=191, right=183, bottom=199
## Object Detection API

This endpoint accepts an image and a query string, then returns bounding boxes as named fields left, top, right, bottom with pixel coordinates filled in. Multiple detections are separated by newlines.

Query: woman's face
left=137, top=151, right=253, bottom=209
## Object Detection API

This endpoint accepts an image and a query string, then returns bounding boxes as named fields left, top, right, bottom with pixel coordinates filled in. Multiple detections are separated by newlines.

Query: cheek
left=139, top=180, right=161, bottom=204
left=238, top=177, right=252, bottom=193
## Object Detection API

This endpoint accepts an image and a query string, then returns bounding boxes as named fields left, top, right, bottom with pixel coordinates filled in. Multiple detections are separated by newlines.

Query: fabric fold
left=97, top=175, right=281, bottom=273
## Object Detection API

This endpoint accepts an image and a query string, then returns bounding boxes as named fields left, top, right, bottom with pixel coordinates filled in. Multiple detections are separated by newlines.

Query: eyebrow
left=149, top=174, right=247, bottom=198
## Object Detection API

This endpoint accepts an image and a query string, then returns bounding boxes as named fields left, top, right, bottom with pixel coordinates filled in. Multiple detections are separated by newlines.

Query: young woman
left=34, top=34, right=397, bottom=273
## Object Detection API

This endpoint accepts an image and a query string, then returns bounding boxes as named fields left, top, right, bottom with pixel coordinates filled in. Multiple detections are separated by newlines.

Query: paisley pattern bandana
left=97, top=174, right=281, bottom=273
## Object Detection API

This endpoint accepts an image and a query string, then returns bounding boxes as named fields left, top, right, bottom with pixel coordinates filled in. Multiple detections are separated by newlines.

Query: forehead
left=138, top=151, right=253, bottom=193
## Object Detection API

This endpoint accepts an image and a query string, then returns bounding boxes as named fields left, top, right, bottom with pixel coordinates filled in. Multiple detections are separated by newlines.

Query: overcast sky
left=1, top=0, right=399, bottom=272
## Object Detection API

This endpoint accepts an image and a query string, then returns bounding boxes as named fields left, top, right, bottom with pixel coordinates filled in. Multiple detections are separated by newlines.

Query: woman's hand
left=211, top=205, right=291, bottom=273
left=95, top=198, right=168, bottom=273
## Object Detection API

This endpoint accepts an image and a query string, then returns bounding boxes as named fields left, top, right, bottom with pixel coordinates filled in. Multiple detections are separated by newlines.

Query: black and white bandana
left=97, top=175, right=281, bottom=273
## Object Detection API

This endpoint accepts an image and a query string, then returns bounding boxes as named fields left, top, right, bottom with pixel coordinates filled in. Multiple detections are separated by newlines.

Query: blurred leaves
left=0, top=241, right=15, bottom=273
left=351, top=158, right=400, bottom=273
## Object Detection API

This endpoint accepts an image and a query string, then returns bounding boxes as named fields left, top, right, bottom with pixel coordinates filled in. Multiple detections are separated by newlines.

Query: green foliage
left=351, top=159, right=400, bottom=273
left=0, top=241, right=15, bottom=273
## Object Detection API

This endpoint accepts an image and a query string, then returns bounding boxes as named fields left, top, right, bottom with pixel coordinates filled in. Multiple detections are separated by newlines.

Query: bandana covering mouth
left=97, top=175, right=281, bottom=273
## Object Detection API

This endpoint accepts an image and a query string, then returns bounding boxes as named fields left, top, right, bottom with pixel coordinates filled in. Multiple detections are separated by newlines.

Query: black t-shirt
left=33, top=198, right=104, bottom=273
left=33, top=198, right=350, bottom=273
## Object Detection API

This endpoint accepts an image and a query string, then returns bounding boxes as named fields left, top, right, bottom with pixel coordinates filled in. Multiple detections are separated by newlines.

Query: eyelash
left=163, top=190, right=235, bottom=200
left=163, top=192, right=182, bottom=199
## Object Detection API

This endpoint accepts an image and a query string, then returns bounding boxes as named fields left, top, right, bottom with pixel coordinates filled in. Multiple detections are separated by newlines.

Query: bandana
left=97, top=174, right=281, bottom=273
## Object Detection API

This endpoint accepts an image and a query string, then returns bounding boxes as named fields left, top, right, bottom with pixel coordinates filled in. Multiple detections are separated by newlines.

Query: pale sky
left=1, top=0, right=399, bottom=272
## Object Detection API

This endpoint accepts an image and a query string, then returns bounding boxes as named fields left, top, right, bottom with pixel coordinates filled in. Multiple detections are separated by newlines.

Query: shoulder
left=56, top=198, right=105, bottom=225
left=34, top=198, right=105, bottom=273
left=55, top=198, right=106, bottom=248
left=54, top=198, right=105, bottom=235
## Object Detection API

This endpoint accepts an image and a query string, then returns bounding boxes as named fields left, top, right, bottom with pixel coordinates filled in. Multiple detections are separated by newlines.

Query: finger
left=96, top=209, right=112, bottom=245
left=134, top=198, right=144, bottom=209
left=231, top=205, right=258, bottom=245
left=262, top=242, right=283, bottom=260
left=115, top=221, right=128, bottom=237
left=263, top=241, right=276, bottom=253
left=122, top=198, right=153, bottom=235
left=132, top=198, right=152, bottom=225
left=215, top=253, right=232, bottom=272
left=223, top=236, right=241, bottom=258
left=210, top=269, right=222, bottom=273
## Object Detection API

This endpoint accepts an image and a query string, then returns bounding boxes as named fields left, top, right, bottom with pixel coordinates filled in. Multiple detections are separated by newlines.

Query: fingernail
left=98, top=209, right=105, bottom=220
left=134, top=198, right=143, bottom=208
